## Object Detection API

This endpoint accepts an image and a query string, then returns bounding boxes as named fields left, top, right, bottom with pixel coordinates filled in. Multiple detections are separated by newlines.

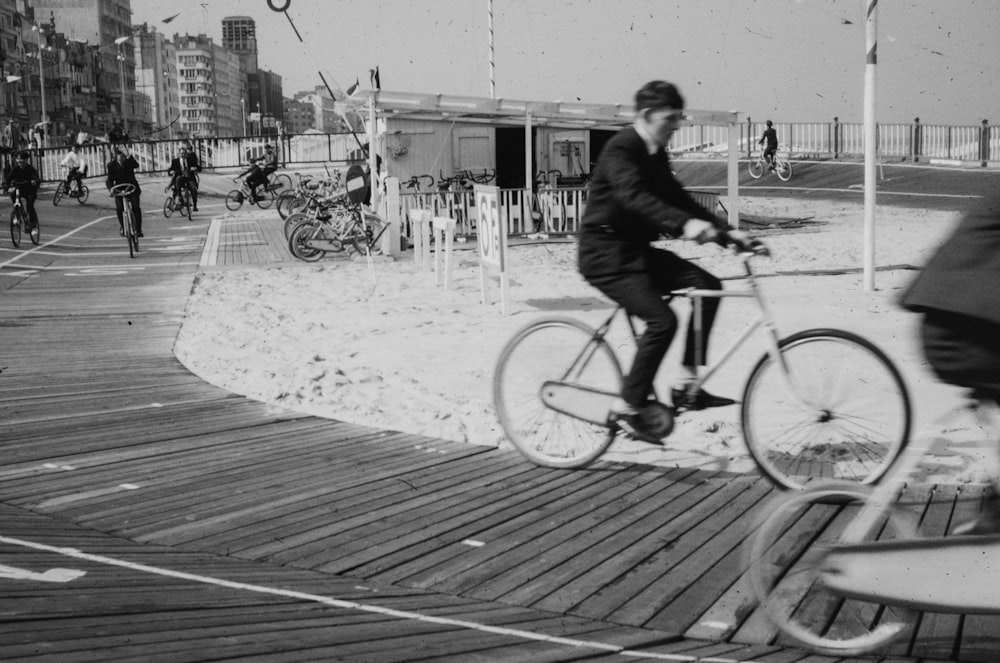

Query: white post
left=367, top=92, right=379, bottom=209
left=727, top=121, right=740, bottom=228
left=863, top=0, right=878, bottom=291
left=385, top=176, right=401, bottom=258
left=524, top=109, right=533, bottom=219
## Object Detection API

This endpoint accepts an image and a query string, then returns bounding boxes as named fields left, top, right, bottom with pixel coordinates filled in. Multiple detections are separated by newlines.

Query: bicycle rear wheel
left=746, top=482, right=915, bottom=656
left=272, top=173, right=293, bottom=193
left=288, top=223, right=325, bottom=262
left=748, top=158, right=764, bottom=179
left=10, top=208, right=22, bottom=247
left=349, top=212, right=387, bottom=255
left=493, top=316, right=622, bottom=468
left=775, top=158, right=792, bottom=181
left=77, top=185, right=89, bottom=204
left=255, top=189, right=275, bottom=209
left=741, top=329, right=911, bottom=491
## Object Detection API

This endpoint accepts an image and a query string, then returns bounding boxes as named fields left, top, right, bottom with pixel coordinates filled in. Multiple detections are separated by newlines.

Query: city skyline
left=128, top=0, right=1000, bottom=126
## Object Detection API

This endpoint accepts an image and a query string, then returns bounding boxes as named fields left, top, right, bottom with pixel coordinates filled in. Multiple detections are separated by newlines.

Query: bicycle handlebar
left=109, top=183, right=137, bottom=197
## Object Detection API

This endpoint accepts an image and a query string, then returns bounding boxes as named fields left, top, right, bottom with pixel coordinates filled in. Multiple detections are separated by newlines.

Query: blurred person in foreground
left=901, top=189, right=1000, bottom=535
left=578, top=80, right=758, bottom=443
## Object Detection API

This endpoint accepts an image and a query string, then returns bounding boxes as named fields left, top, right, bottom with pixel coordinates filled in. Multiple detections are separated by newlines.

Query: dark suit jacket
left=578, top=126, right=725, bottom=277
left=106, top=155, right=141, bottom=193
left=900, top=190, right=1000, bottom=326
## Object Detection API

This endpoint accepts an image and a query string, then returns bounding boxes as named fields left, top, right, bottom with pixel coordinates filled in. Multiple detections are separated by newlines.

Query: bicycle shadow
left=522, top=296, right=615, bottom=312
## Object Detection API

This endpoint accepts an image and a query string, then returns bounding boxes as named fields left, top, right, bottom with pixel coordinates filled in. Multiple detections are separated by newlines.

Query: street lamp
left=115, top=36, right=129, bottom=135
left=31, top=24, right=53, bottom=146
left=241, top=97, right=247, bottom=136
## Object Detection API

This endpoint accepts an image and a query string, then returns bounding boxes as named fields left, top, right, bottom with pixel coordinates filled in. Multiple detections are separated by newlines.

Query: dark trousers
left=114, top=193, right=142, bottom=233
left=587, top=250, right=722, bottom=406
left=922, top=310, right=1000, bottom=405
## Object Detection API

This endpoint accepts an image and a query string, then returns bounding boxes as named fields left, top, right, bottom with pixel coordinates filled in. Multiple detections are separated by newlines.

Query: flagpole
left=487, top=0, right=495, bottom=98
left=863, top=0, right=877, bottom=291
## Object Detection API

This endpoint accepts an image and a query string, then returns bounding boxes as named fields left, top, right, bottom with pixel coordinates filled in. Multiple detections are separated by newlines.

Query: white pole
left=487, top=0, right=495, bottom=98
left=863, top=0, right=878, bottom=291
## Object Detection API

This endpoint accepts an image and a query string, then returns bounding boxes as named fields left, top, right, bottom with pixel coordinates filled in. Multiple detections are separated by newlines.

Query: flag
left=162, top=12, right=181, bottom=23
left=345, top=78, right=359, bottom=96
left=369, top=66, right=380, bottom=91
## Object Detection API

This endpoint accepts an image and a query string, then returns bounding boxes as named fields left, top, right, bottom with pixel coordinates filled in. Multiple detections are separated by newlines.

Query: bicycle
left=225, top=177, right=279, bottom=211
left=403, top=173, right=435, bottom=192
left=492, top=236, right=912, bottom=490
left=287, top=203, right=387, bottom=261
left=748, top=151, right=792, bottom=181
left=163, top=180, right=193, bottom=219
left=52, top=170, right=90, bottom=206
left=8, top=183, right=39, bottom=248
left=745, top=390, right=1000, bottom=656
left=110, top=183, right=139, bottom=258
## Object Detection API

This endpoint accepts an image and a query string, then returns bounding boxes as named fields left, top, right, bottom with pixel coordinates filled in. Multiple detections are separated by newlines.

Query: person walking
left=578, top=80, right=753, bottom=442
left=106, top=147, right=143, bottom=237
left=758, top=120, right=778, bottom=169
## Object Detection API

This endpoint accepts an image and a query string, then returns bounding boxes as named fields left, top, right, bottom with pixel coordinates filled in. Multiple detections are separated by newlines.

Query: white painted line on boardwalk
left=461, top=539, right=485, bottom=547
left=0, top=214, right=114, bottom=271
left=200, top=218, right=221, bottom=267
left=0, top=533, right=752, bottom=662
left=0, top=563, right=86, bottom=583
left=35, top=484, right=143, bottom=510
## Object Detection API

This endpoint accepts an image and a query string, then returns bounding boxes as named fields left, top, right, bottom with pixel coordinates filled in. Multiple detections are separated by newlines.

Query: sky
left=129, top=0, right=1000, bottom=126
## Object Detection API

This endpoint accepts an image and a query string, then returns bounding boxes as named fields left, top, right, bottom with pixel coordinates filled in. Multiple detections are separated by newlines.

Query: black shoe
left=608, top=405, right=666, bottom=444
left=671, top=387, right=736, bottom=411
left=192, top=206, right=198, bottom=211
left=953, top=488, right=1000, bottom=536
left=137, top=231, right=144, bottom=238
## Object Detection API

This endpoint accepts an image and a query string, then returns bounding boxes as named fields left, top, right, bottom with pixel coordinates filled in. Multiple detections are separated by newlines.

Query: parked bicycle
left=748, top=151, right=792, bottom=181
left=493, top=234, right=912, bottom=490
left=287, top=203, right=387, bottom=261
left=745, top=389, right=1000, bottom=656
left=8, top=182, right=38, bottom=248
left=52, top=170, right=90, bottom=206
left=110, top=183, right=140, bottom=258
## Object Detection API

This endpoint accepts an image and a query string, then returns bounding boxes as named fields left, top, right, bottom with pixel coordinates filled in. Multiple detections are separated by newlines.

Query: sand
left=174, top=196, right=1000, bottom=484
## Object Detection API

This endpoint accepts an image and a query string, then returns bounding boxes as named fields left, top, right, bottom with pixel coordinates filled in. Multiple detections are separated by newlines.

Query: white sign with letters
left=474, top=184, right=509, bottom=314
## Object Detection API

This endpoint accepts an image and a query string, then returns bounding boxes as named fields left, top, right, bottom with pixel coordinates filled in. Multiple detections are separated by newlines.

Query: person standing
left=5, top=151, right=41, bottom=240
left=578, top=80, right=753, bottom=441
left=106, top=147, right=143, bottom=237
left=758, top=120, right=778, bottom=169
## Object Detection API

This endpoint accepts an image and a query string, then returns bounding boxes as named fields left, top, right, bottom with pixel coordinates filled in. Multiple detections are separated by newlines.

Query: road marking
left=0, top=563, right=86, bottom=583
left=0, top=213, right=115, bottom=271
left=36, top=483, right=143, bottom=510
left=0, top=533, right=749, bottom=662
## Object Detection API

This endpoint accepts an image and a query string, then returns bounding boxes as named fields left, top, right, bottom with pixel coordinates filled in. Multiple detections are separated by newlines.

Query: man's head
left=179, top=146, right=188, bottom=156
left=634, top=80, right=685, bottom=148
left=265, top=144, right=273, bottom=153
left=115, top=149, right=126, bottom=161
left=16, top=151, right=29, bottom=163
left=70, top=145, right=78, bottom=153
left=766, top=120, right=773, bottom=127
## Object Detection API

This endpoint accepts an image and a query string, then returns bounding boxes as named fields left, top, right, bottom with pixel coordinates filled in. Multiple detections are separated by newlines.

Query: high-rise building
left=134, top=23, right=178, bottom=139
left=174, top=33, right=243, bottom=137
left=221, top=16, right=257, bottom=73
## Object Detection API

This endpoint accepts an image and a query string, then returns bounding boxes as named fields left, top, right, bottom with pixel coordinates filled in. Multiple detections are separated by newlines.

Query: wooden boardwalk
left=1, top=198, right=997, bottom=661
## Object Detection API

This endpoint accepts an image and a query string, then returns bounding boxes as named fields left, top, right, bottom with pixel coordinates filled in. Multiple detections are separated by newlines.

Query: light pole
left=241, top=97, right=247, bottom=136
left=31, top=24, right=52, bottom=146
left=115, top=36, right=129, bottom=135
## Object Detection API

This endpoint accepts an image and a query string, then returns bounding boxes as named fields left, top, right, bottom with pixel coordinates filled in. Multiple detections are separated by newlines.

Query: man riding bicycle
left=758, top=120, right=778, bottom=170
left=901, top=188, right=1000, bottom=535
left=260, top=143, right=279, bottom=188
left=6, top=151, right=40, bottom=239
left=167, top=145, right=202, bottom=211
left=59, top=144, right=86, bottom=196
left=578, top=80, right=757, bottom=442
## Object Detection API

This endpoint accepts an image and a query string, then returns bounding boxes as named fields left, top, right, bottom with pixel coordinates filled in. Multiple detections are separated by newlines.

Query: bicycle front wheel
left=53, top=182, right=64, bottom=206
left=748, top=158, right=764, bottom=179
left=10, top=208, right=22, bottom=247
left=29, top=219, right=39, bottom=245
left=746, top=481, right=916, bottom=656
left=493, top=317, right=623, bottom=468
left=288, top=223, right=325, bottom=262
left=225, top=189, right=244, bottom=211
left=742, top=329, right=911, bottom=490
left=163, top=196, right=174, bottom=218
left=272, top=173, right=293, bottom=193
left=775, top=158, right=792, bottom=182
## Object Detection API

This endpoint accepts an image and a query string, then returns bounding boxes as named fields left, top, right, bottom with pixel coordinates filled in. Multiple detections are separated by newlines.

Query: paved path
left=0, top=183, right=996, bottom=661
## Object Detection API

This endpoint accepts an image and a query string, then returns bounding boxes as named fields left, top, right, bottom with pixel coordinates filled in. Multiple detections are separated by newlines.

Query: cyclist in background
left=260, top=143, right=279, bottom=188
left=106, top=147, right=143, bottom=237
left=235, top=158, right=265, bottom=204
left=167, top=145, right=201, bottom=212
left=59, top=144, right=86, bottom=196
left=901, top=188, right=1000, bottom=535
left=6, top=150, right=40, bottom=239
left=758, top=120, right=778, bottom=170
